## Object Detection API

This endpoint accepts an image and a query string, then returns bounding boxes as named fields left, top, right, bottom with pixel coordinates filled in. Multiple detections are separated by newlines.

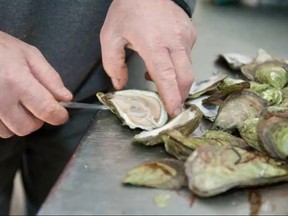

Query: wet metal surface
left=39, top=1, right=288, bottom=215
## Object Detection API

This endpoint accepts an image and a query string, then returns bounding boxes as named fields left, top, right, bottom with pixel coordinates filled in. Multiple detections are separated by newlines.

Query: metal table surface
left=39, top=1, right=288, bottom=215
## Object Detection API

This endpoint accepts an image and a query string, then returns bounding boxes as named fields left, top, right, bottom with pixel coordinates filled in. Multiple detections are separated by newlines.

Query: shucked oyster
left=97, top=90, right=168, bottom=131
left=213, top=90, right=267, bottom=131
left=185, top=144, right=288, bottom=197
left=133, top=105, right=202, bottom=146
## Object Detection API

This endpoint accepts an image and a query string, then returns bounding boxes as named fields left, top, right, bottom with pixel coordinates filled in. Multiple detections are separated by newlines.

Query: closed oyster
left=255, top=61, right=288, bottom=89
left=202, top=81, right=250, bottom=106
left=188, top=73, right=228, bottom=99
left=133, top=105, right=202, bottom=146
left=122, top=159, right=187, bottom=190
left=241, top=49, right=274, bottom=80
left=236, top=118, right=263, bottom=151
left=163, top=130, right=216, bottom=160
left=185, top=144, right=288, bottom=197
left=97, top=90, right=168, bottom=131
left=258, top=106, right=288, bottom=160
left=213, top=90, right=267, bottom=131
left=203, top=130, right=249, bottom=149
left=249, top=82, right=282, bottom=105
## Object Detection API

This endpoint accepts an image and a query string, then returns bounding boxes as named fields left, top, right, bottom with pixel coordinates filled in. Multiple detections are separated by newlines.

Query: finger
left=0, top=103, right=43, bottom=136
left=0, top=120, right=14, bottom=138
left=20, top=73, right=69, bottom=126
left=100, top=34, right=128, bottom=90
left=170, top=49, right=194, bottom=102
left=141, top=48, right=182, bottom=116
left=24, top=46, right=73, bottom=102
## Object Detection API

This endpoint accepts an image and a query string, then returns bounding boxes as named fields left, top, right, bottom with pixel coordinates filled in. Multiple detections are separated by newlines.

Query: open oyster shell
left=133, top=105, right=202, bottom=146
left=188, top=73, right=228, bottom=99
left=258, top=106, right=288, bottom=160
left=122, top=159, right=187, bottom=190
left=218, top=53, right=253, bottom=70
left=97, top=90, right=168, bottom=131
left=185, top=144, right=288, bottom=197
left=185, top=95, right=219, bottom=122
left=213, top=90, right=267, bottom=131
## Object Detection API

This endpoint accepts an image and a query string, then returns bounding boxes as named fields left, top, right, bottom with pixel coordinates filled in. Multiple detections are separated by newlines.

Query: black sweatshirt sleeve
left=171, top=0, right=196, bottom=18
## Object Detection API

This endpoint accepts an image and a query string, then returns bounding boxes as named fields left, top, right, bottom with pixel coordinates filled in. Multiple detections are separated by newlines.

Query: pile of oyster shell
left=97, top=49, right=288, bottom=198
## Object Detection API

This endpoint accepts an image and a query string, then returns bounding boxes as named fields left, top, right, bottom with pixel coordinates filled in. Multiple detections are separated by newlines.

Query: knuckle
left=28, top=45, right=41, bottom=56
left=37, top=100, right=67, bottom=124
left=18, top=120, right=43, bottom=136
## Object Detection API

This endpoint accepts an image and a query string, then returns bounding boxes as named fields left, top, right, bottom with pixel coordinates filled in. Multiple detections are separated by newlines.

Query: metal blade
left=59, top=102, right=110, bottom=110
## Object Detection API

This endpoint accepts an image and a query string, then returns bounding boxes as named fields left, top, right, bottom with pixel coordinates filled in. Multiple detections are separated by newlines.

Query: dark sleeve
left=171, top=0, right=196, bottom=18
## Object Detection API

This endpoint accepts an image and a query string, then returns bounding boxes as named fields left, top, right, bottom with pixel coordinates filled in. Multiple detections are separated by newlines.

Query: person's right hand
left=0, top=31, right=72, bottom=138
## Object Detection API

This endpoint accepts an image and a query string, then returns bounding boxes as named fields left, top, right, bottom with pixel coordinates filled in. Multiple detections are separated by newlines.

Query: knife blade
left=59, top=101, right=110, bottom=110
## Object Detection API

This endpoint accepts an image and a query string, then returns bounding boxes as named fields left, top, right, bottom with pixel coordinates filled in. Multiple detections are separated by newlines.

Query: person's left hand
left=100, top=0, right=196, bottom=117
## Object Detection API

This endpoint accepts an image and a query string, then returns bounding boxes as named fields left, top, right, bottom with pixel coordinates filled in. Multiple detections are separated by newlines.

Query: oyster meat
left=133, top=105, right=202, bottom=146
left=185, top=144, right=288, bottom=197
left=97, top=90, right=168, bottom=131
left=122, top=159, right=187, bottom=190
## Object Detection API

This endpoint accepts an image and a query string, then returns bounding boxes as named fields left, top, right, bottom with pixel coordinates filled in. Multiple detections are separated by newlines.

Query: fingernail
left=60, top=87, right=73, bottom=99
left=173, top=107, right=183, bottom=117
left=112, top=78, right=122, bottom=90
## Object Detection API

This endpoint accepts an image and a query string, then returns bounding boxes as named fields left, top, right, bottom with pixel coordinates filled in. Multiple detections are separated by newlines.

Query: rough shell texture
left=213, top=90, right=267, bottom=131
left=185, top=144, right=288, bottom=197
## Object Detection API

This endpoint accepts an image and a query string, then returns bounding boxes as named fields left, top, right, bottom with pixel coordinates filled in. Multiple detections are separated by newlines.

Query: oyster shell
left=188, top=73, right=228, bottom=99
left=97, top=90, right=168, bottom=131
left=236, top=118, right=263, bottom=151
left=241, top=49, right=274, bottom=80
left=258, top=106, right=288, bottom=160
left=254, top=61, right=288, bottom=89
left=185, top=95, right=219, bottom=122
left=202, top=81, right=250, bottom=106
left=203, top=130, right=249, bottom=149
left=185, top=144, right=288, bottom=197
left=133, top=105, right=202, bottom=146
left=249, top=82, right=282, bottom=105
left=122, top=159, right=187, bottom=190
left=218, top=53, right=253, bottom=70
left=213, top=90, right=267, bottom=131
left=163, top=130, right=217, bottom=160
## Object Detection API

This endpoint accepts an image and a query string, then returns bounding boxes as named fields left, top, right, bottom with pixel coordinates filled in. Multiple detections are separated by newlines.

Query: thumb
left=100, top=32, right=128, bottom=90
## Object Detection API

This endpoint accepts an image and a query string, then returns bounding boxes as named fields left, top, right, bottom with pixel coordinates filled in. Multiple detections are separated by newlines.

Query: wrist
left=171, top=0, right=192, bottom=18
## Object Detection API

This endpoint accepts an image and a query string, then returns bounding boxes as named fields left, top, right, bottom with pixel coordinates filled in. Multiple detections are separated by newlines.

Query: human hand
left=100, top=0, right=196, bottom=116
left=0, top=31, right=72, bottom=138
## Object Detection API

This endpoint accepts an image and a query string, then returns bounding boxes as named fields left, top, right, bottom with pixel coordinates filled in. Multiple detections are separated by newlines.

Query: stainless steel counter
left=39, top=1, right=288, bottom=215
